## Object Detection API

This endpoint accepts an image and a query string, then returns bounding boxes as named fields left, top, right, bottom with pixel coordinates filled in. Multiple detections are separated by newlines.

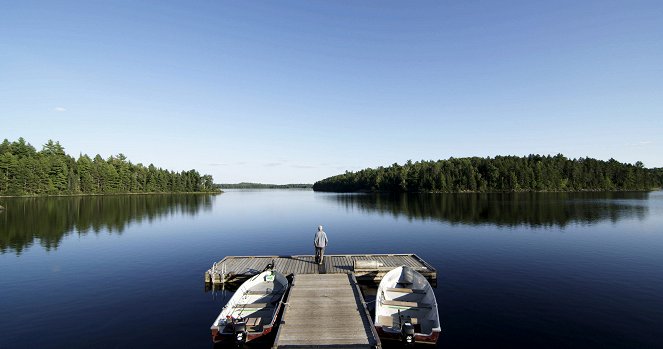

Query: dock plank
left=233, top=257, right=249, bottom=273
left=273, top=273, right=380, bottom=349
left=244, top=257, right=258, bottom=272
left=295, top=257, right=304, bottom=275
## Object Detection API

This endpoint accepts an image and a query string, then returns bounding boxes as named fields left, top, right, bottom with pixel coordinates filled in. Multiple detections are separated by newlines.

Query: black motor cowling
left=233, top=322, right=247, bottom=348
left=401, top=322, right=415, bottom=346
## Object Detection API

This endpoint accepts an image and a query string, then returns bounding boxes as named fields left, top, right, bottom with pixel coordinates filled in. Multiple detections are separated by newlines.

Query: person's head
left=318, top=225, right=323, bottom=231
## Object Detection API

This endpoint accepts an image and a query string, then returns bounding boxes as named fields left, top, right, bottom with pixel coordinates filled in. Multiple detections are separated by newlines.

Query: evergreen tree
left=313, top=155, right=662, bottom=193
left=0, top=138, right=219, bottom=196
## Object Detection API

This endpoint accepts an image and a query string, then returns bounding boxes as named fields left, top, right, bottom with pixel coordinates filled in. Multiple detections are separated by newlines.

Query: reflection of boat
left=210, top=269, right=288, bottom=346
left=375, top=266, right=441, bottom=345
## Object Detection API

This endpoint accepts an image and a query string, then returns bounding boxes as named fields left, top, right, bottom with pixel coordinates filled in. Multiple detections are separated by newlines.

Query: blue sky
left=2, top=1, right=662, bottom=183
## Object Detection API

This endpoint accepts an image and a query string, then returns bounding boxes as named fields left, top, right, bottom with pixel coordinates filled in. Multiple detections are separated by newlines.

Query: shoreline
left=313, top=188, right=661, bottom=194
left=0, top=191, right=222, bottom=198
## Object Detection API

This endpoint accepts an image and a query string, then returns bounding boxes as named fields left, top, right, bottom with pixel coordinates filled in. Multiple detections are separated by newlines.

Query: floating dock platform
left=204, top=253, right=437, bottom=285
left=205, top=254, right=437, bottom=349
left=272, top=273, right=381, bottom=349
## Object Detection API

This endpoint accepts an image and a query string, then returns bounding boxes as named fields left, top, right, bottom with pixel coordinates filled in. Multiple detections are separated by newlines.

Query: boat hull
left=211, top=325, right=275, bottom=344
left=375, top=326, right=440, bottom=345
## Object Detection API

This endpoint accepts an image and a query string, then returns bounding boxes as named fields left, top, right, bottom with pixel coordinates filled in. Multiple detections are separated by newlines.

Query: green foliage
left=0, top=138, right=221, bottom=196
left=219, top=182, right=313, bottom=189
left=651, top=168, right=663, bottom=190
left=313, top=154, right=662, bottom=193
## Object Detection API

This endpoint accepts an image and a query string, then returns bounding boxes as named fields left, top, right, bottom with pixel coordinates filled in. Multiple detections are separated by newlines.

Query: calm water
left=1, top=191, right=662, bottom=348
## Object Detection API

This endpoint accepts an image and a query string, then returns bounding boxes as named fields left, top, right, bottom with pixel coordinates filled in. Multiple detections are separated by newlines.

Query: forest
left=219, top=182, right=312, bottom=189
left=0, top=138, right=220, bottom=196
left=313, top=155, right=663, bottom=193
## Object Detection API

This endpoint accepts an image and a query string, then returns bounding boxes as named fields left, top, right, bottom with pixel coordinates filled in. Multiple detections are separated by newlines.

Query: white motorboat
left=210, top=269, right=288, bottom=346
left=375, top=266, right=441, bottom=345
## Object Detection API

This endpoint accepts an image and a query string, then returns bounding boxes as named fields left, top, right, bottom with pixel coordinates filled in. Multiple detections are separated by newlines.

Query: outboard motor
left=400, top=321, right=415, bottom=346
left=233, top=321, right=247, bottom=348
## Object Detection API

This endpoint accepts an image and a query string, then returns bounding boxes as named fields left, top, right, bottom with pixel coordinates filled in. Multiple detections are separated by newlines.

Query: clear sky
left=2, top=1, right=662, bottom=184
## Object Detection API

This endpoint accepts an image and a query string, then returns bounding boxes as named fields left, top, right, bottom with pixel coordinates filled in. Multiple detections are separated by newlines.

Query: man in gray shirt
left=314, top=225, right=328, bottom=265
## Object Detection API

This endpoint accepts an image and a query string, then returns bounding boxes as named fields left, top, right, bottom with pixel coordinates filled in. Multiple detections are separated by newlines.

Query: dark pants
left=315, top=247, right=325, bottom=264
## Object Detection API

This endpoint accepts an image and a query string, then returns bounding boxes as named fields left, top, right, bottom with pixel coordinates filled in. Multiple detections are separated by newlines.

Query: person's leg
left=315, top=247, right=320, bottom=263
left=319, top=247, right=325, bottom=264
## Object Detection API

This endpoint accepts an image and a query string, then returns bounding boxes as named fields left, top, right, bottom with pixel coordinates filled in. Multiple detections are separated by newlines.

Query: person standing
left=314, top=225, right=328, bottom=265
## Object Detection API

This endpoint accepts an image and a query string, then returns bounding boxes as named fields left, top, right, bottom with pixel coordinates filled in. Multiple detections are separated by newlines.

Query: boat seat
left=246, top=317, right=260, bottom=325
left=382, top=299, right=432, bottom=308
left=245, top=317, right=262, bottom=331
left=378, top=315, right=395, bottom=326
left=377, top=315, right=420, bottom=327
left=237, top=302, right=273, bottom=309
left=242, top=293, right=283, bottom=304
left=386, top=287, right=425, bottom=294
left=245, top=289, right=284, bottom=295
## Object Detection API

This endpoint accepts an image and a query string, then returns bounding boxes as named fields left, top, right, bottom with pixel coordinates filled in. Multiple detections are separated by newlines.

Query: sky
left=2, top=1, right=662, bottom=184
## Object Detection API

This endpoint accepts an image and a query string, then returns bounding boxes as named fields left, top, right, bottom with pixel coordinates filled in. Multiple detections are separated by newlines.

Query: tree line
left=313, top=154, right=663, bottom=193
left=219, top=182, right=312, bottom=189
left=0, top=138, right=220, bottom=196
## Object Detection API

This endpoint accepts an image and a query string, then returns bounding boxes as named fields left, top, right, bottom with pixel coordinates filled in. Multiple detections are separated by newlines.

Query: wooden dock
left=204, top=253, right=437, bottom=348
left=272, top=273, right=381, bottom=349
left=205, top=253, right=436, bottom=285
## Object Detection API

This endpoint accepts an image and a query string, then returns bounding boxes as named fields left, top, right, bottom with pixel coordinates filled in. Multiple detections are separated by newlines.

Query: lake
left=1, top=190, right=662, bottom=348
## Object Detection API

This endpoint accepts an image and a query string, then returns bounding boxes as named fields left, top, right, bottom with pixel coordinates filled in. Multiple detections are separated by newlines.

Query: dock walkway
left=272, top=273, right=380, bottom=349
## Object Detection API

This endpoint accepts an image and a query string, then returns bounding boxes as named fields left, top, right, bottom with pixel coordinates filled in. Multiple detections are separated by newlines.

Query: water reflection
left=0, top=194, right=215, bottom=254
left=331, top=192, right=649, bottom=228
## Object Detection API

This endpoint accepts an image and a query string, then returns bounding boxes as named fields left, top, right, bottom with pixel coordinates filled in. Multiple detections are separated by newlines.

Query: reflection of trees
left=331, top=192, right=649, bottom=228
left=0, top=194, right=214, bottom=254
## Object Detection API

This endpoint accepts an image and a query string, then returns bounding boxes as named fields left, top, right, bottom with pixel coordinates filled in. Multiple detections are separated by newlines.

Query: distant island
left=0, top=138, right=221, bottom=196
left=313, top=155, right=663, bottom=193
left=219, top=182, right=312, bottom=189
